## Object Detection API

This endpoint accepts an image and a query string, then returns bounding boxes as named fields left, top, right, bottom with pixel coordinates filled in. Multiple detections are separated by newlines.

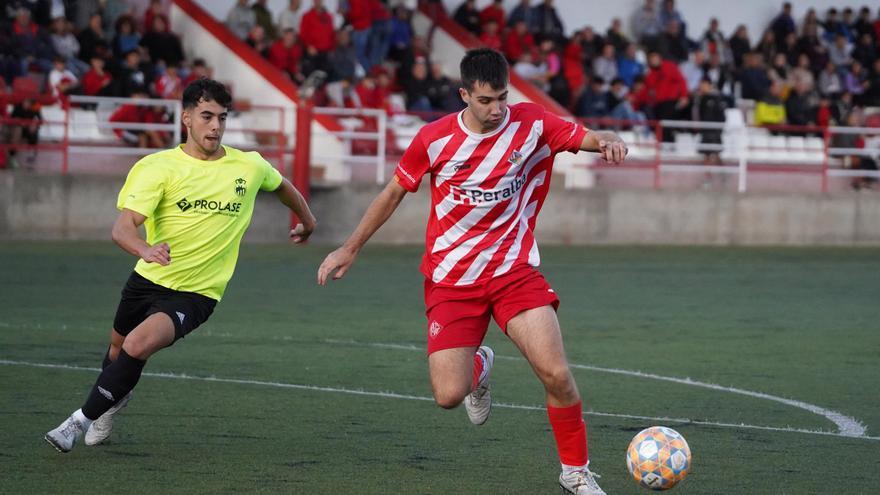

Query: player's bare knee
left=432, top=386, right=467, bottom=409
left=108, top=343, right=123, bottom=361
left=540, top=366, right=577, bottom=396
left=121, top=337, right=153, bottom=360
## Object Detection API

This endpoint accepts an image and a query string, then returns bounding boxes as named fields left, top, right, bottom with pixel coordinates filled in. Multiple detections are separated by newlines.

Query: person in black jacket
left=692, top=78, right=727, bottom=164
left=453, top=0, right=480, bottom=36
left=139, top=15, right=184, bottom=68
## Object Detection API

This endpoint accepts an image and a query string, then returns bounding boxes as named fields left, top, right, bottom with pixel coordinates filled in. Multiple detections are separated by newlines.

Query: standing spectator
left=300, top=0, right=336, bottom=53
left=388, top=6, right=413, bottom=63
left=154, top=64, right=183, bottom=99
left=658, top=19, right=688, bottom=63
left=12, top=7, right=55, bottom=74
left=479, top=19, right=502, bottom=52
left=403, top=58, right=433, bottom=111
left=728, top=25, right=750, bottom=69
left=753, top=80, right=786, bottom=127
left=50, top=17, right=89, bottom=76
left=82, top=56, right=113, bottom=96
left=592, top=44, right=618, bottom=88
left=114, top=49, right=148, bottom=97
left=268, top=28, right=303, bottom=82
left=632, top=51, right=688, bottom=140
left=479, top=0, right=505, bottom=32
left=692, top=78, right=727, bottom=164
left=852, top=7, right=875, bottom=40
left=605, top=18, right=630, bottom=54
left=769, top=2, right=796, bottom=47
left=617, top=43, right=644, bottom=88
left=7, top=97, right=42, bottom=170
left=507, top=0, right=533, bottom=29
left=563, top=31, right=586, bottom=102
left=143, top=0, right=165, bottom=32
left=140, top=15, right=184, bottom=68
left=679, top=50, right=705, bottom=94
left=277, top=0, right=304, bottom=34
left=658, top=0, right=685, bottom=36
left=367, top=0, right=391, bottom=69
left=503, top=21, right=536, bottom=64
left=112, top=15, right=141, bottom=60
left=631, top=0, right=662, bottom=50
left=226, top=0, right=256, bottom=40
left=348, top=0, right=372, bottom=71
left=452, top=0, right=480, bottom=36
left=252, top=0, right=277, bottom=41
left=48, top=56, right=79, bottom=100
left=531, top=0, right=564, bottom=45
left=821, top=8, right=843, bottom=42
left=246, top=25, right=270, bottom=57
left=739, top=52, right=771, bottom=100
left=77, top=13, right=107, bottom=64
left=817, top=60, right=843, bottom=97
left=700, top=18, right=728, bottom=66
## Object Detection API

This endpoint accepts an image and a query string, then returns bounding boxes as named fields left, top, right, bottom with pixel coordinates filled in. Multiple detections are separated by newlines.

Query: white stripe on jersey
left=427, top=134, right=454, bottom=167
left=492, top=201, right=538, bottom=278
left=458, top=198, right=540, bottom=285
left=460, top=122, right=521, bottom=187
left=434, top=136, right=481, bottom=188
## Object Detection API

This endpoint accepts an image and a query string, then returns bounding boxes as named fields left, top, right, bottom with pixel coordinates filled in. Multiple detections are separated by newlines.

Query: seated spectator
left=246, top=25, right=270, bottom=57
left=300, top=0, right=336, bottom=53
left=268, top=28, right=304, bottom=82
left=767, top=52, right=790, bottom=96
left=605, top=18, right=631, bottom=54
left=403, top=58, right=434, bottom=112
left=479, top=0, right=505, bottom=32
left=226, top=0, right=256, bottom=40
left=513, top=52, right=548, bottom=91
left=298, top=44, right=329, bottom=81
left=607, top=77, right=646, bottom=125
left=427, top=63, right=461, bottom=112
left=817, top=60, right=843, bottom=96
left=81, top=56, right=113, bottom=96
left=109, top=90, right=169, bottom=148
left=113, top=15, right=141, bottom=60
left=183, top=58, right=212, bottom=86
left=539, top=39, right=568, bottom=105
left=479, top=19, right=502, bottom=51
left=631, top=0, right=662, bottom=50
left=798, top=23, right=830, bottom=74
left=252, top=0, right=277, bottom=41
left=691, top=78, right=727, bottom=164
left=853, top=7, right=874, bottom=39
left=703, top=51, right=732, bottom=96
left=155, top=65, right=183, bottom=99
left=828, top=33, right=853, bottom=68
left=851, top=33, right=877, bottom=70
left=77, top=13, right=107, bottom=64
left=531, top=0, right=565, bottom=45
left=142, top=0, right=165, bottom=33
left=593, top=44, right=618, bottom=89
left=503, top=21, right=536, bottom=64
left=12, top=7, right=55, bottom=73
left=48, top=57, right=79, bottom=100
left=753, top=81, right=786, bottom=127
left=778, top=32, right=799, bottom=66
left=508, top=0, right=533, bottom=29
left=679, top=49, right=705, bottom=94
left=785, top=80, right=816, bottom=130
left=617, top=43, right=644, bottom=88
left=755, top=29, right=777, bottom=66
left=452, top=0, right=480, bottom=36
left=844, top=60, right=870, bottom=105
left=278, top=0, right=304, bottom=34
left=7, top=97, right=42, bottom=169
left=865, top=59, right=880, bottom=107
left=738, top=52, right=770, bottom=100
left=326, top=29, right=362, bottom=106
left=728, top=25, right=750, bottom=69
left=575, top=76, right=609, bottom=118
left=700, top=18, right=727, bottom=65
left=579, top=26, right=604, bottom=62
left=388, top=6, right=413, bottom=63
left=140, top=15, right=184, bottom=68
left=787, top=54, right=815, bottom=94
left=50, top=17, right=89, bottom=76
left=114, top=49, right=150, bottom=97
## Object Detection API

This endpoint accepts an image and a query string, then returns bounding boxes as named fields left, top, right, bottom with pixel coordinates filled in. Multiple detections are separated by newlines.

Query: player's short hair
left=460, top=48, right=508, bottom=92
left=182, top=78, right=232, bottom=110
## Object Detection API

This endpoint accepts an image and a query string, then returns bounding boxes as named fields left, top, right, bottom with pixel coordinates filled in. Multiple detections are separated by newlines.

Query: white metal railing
left=311, top=106, right=387, bottom=184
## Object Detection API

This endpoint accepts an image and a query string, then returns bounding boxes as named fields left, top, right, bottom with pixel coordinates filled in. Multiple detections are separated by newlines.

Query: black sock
left=81, top=349, right=146, bottom=420
left=101, top=347, right=114, bottom=370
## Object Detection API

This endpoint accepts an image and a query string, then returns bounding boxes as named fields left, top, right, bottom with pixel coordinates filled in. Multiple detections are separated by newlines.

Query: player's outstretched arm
left=580, top=129, right=628, bottom=164
left=317, top=179, right=408, bottom=285
left=111, top=208, right=171, bottom=265
left=274, top=178, right=317, bottom=243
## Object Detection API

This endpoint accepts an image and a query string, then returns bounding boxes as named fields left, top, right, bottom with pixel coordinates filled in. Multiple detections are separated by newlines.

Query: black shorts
left=113, top=271, right=217, bottom=342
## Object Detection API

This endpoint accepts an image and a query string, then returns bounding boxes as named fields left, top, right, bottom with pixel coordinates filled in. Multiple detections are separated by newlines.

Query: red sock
left=471, top=351, right=485, bottom=391
left=547, top=401, right=588, bottom=467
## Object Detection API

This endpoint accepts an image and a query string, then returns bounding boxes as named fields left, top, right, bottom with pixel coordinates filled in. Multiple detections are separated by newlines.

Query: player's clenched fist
left=317, top=246, right=356, bottom=285
left=140, top=242, right=171, bottom=265
left=598, top=139, right=628, bottom=164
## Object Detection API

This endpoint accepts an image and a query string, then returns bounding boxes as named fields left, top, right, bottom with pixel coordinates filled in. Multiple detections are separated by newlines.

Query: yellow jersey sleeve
left=117, top=158, right=167, bottom=218
left=258, top=155, right=283, bottom=192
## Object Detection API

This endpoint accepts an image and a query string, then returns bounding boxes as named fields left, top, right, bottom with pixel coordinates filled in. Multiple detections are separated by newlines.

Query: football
left=626, top=426, right=691, bottom=490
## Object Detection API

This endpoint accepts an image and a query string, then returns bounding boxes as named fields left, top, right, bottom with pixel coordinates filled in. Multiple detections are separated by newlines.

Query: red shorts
left=423, top=266, right=560, bottom=354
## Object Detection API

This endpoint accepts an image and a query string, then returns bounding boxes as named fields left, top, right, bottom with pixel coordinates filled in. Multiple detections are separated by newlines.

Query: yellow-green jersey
left=117, top=145, right=283, bottom=300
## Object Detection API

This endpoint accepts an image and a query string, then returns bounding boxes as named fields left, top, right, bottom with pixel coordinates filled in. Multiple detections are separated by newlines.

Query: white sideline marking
left=1, top=358, right=878, bottom=442
left=321, top=339, right=869, bottom=438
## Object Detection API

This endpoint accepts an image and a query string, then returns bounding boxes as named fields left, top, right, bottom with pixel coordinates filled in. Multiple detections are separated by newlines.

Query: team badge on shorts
left=429, top=320, right=443, bottom=338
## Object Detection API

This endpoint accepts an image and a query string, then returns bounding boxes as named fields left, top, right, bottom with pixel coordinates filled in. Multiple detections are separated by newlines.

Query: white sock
left=72, top=409, right=93, bottom=430
left=562, top=462, right=589, bottom=476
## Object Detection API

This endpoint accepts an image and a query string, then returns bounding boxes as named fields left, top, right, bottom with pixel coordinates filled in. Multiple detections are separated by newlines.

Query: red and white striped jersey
left=394, top=102, right=586, bottom=286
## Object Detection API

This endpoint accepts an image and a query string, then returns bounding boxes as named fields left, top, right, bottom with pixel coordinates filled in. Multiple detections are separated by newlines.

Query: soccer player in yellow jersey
left=45, top=79, right=317, bottom=453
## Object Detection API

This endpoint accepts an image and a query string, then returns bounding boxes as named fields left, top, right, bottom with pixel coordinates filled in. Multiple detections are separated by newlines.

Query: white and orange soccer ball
left=626, top=426, right=691, bottom=490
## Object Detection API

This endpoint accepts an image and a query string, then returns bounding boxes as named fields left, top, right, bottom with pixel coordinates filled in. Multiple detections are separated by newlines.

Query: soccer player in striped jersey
left=318, top=48, right=626, bottom=494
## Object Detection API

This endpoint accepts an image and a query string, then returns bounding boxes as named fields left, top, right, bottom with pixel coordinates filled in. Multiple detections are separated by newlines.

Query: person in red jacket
left=299, top=0, right=336, bottom=53
left=268, top=28, right=304, bottom=82
left=632, top=51, right=689, bottom=141
left=109, top=91, right=168, bottom=148
left=348, top=0, right=372, bottom=70
left=503, top=21, right=536, bottom=63
left=82, top=56, right=113, bottom=97
left=479, top=0, right=505, bottom=31
left=479, top=19, right=502, bottom=51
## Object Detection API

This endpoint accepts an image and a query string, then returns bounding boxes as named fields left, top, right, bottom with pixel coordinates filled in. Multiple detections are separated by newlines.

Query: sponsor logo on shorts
left=176, top=311, right=186, bottom=324
left=428, top=320, right=443, bottom=338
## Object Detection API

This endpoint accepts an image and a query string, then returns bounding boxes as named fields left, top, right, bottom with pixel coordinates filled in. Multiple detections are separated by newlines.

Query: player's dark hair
left=182, top=78, right=232, bottom=110
left=460, top=48, right=508, bottom=92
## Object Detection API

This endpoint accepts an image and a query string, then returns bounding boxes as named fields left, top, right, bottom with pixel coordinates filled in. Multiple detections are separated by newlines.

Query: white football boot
left=84, top=392, right=132, bottom=446
left=559, top=467, right=606, bottom=495
left=45, top=412, right=90, bottom=453
left=464, top=346, right=494, bottom=425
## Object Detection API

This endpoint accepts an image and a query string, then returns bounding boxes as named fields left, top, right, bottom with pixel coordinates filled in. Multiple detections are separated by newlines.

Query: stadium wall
left=3, top=173, right=880, bottom=245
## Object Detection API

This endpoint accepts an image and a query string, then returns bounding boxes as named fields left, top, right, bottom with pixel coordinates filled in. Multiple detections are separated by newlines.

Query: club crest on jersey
left=234, top=178, right=247, bottom=197
left=507, top=150, right=524, bottom=166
